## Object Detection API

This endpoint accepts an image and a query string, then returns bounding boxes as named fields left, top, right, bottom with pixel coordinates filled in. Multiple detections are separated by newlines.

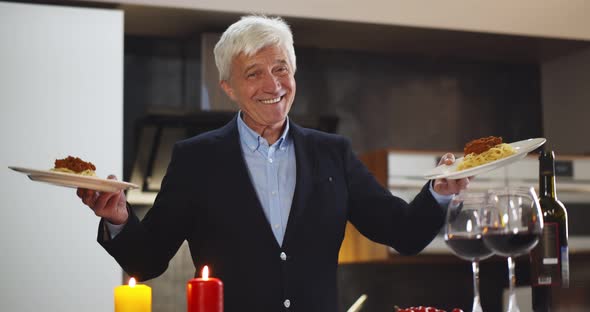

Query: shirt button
left=271, top=191, right=277, bottom=195
left=280, top=252, right=287, bottom=261
left=284, top=299, right=291, bottom=308
left=328, top=176, right=333, bottom=182
left=269, top=158, right=273, bottom=163
left=274, top=224, right=280, bottom=229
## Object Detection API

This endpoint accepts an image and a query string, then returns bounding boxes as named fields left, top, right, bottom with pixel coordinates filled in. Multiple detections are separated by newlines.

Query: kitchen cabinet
left=68, top=0, right=590, bottom=64
left=78, top=0, right=590, bottom=42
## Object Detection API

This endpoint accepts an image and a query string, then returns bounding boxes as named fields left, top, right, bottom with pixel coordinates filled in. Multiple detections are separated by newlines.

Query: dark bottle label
left=531, top=222, right=562, bottom=287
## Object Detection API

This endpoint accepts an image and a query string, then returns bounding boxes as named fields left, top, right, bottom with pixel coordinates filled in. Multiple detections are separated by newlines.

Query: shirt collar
left=237, top=111, right=290, bottom=152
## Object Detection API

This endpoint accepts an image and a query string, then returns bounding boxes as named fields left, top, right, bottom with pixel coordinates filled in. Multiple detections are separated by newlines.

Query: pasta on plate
left=51, top=156, right=96, bottom=176
left=457, top=137, right=516, bottom=171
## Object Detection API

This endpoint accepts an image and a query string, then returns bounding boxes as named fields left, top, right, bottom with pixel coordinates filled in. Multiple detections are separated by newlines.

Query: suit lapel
left=282, top=122, right=315, bottom=248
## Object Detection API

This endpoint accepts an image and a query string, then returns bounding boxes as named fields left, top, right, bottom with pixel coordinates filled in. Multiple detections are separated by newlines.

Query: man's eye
left=246, top=72, right=257, bottom=78
left=275, top=67, right=289, bottom=74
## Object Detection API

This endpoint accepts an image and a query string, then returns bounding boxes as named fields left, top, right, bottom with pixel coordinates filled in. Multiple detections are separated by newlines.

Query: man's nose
left=261, top=73, right=281, bottom=92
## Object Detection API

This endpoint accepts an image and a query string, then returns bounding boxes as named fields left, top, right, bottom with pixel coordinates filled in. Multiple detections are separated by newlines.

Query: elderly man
left=78, top=15, right=468, bottom=312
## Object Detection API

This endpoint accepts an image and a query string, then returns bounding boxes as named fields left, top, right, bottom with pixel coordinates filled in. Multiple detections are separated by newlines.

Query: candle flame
left=129, top=277, right=136, bottom=287
left=201, top=265, right=209, bottom=280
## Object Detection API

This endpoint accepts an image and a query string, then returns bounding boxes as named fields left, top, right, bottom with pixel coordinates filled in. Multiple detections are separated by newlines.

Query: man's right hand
left=433, top=153, right=471, bottom=195
left=76, top=174, right=129, bottom=225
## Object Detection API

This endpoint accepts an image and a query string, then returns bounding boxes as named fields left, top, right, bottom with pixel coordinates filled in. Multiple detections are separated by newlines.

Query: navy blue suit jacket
left=98, top=117, right=446, bottom=312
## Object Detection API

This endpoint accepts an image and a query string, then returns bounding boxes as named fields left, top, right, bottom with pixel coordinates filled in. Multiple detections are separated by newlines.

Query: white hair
left=214, top=15, right=297, bottom=81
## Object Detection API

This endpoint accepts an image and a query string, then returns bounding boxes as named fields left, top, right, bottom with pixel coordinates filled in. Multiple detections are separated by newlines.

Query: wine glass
left=445, top=190, right=495, bottom=312
left=481, top=186, right=544, bottom=312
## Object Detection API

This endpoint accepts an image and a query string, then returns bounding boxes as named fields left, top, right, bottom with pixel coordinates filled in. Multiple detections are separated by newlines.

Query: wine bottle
left=530, top=151, right=569, bottom=311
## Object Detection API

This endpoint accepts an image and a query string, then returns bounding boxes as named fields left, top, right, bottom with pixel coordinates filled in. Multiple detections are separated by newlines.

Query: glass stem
left=507, top=256, right=520, bottom=312
left=471, top=261, right=483, bottom=312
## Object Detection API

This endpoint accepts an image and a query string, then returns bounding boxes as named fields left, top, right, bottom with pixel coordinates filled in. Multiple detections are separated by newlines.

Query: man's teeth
left=260, top=97, right=281, bottom=104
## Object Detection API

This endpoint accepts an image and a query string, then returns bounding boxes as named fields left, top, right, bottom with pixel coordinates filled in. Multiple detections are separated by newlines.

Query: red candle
left=187, top=265, right=223, bottom=312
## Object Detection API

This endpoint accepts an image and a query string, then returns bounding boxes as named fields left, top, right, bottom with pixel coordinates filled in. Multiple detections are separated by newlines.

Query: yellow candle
left=114, top=277, right=152, bottom=312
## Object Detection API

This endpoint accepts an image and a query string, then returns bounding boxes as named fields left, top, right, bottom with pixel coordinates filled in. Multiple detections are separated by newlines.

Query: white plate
left=8, top=166, right=139, bottom=192
left=423, top=138, right=546, bottom=180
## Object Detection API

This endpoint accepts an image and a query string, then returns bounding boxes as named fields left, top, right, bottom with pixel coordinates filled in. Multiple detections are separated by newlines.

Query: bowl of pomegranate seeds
left=395, top=306, right=464, bottom=312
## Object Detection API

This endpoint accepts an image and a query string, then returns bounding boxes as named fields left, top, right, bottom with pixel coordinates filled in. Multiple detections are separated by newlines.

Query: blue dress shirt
left=237, top=113, right=296, bottom=246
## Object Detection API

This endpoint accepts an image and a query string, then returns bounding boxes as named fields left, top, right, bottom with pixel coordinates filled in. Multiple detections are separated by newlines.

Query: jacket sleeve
left=97, top=143, right=196, bottom=281
left=344, top=140, right=447, bottom=255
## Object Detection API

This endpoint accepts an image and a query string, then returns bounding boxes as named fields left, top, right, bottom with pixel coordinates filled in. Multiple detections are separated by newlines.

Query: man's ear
left=220, top=80, right=236, bottom=101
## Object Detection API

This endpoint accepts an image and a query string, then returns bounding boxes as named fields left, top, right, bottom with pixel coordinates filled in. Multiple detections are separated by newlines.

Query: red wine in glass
left=481, top=232, right=539, bottom=257
left=445, top=234, right=494, bottom=261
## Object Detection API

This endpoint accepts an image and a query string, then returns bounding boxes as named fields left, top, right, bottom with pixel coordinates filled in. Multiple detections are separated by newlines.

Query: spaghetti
left=51, top=167, right=96, bottom=176
left=457, top=143, right=516, bottom=171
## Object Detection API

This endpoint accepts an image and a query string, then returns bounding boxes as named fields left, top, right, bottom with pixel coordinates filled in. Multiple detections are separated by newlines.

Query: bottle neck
left=539, top=151, right=557, bottom=199
left=540, top=173, right=557, bottom=199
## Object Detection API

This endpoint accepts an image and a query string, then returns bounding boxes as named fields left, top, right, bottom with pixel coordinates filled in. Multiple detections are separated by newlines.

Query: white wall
left=541, top=47, right=590, bottom=155
left=0, top=3, right=123, bottom=312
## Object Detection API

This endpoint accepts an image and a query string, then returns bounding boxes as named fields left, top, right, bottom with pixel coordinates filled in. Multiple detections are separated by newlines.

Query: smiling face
left=220, top=45, right=296, bottom=134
